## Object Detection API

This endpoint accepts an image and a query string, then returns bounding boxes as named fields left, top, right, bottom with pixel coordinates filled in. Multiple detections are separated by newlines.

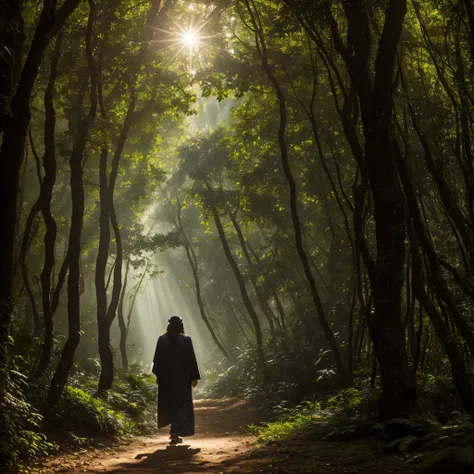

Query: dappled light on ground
left=33, top=398, right=412, bottom=474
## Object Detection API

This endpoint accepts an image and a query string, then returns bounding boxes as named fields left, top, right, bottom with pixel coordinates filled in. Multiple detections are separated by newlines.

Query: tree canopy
left=1, top=0, right=474, bottom=470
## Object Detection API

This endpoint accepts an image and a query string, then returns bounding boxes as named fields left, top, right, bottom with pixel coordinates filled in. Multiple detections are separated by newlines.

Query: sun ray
left=152, top=27, right=177, bottom=35
left=149, top=10, right=222, bottom=73
left=152, top=39, right=183, bottom=44
left=163, top=43, right=188, bottom=68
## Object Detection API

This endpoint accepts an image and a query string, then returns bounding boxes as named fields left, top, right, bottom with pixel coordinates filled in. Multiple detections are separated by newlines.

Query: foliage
left=0, top=339, right=57, bottom=471
left=417, top=445, right=474, bottom=474
left=0, top=335, right=157, bottom=471
left=53, top=370, right=157, bottom=437
left=203, top=338, right=339, bottom=407
left=236, top=364, right=474, bottom=474
left=248, top=400, right=319, bottom=444
left=368, top=414, right=474, bottom=472
left=2, top=0, right=474, bottom=469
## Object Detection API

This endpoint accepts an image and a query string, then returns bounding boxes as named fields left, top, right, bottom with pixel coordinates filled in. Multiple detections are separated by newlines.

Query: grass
left=247, top=401, right=322, bottom=444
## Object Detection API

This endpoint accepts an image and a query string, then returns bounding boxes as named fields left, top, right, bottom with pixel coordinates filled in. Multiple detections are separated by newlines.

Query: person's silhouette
left=152, top=316, right=201, bottom=444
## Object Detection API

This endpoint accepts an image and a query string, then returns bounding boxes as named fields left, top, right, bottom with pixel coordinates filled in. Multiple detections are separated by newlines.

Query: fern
left=418, top=446, right=474, bottom=474
left=384, top=435, right=418, bottom=453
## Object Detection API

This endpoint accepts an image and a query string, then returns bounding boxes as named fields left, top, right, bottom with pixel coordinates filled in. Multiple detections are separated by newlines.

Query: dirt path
left=34, top=398, right=264, bottom=474
left=33, top=398, right=414, bottom=474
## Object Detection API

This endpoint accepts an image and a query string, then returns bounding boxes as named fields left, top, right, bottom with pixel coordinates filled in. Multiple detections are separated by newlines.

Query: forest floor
left=31, top=398, right=415, bottom=474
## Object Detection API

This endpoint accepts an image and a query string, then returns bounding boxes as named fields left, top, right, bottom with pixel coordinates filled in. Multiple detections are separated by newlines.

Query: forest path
left=34, top=398, right=413, bottom=474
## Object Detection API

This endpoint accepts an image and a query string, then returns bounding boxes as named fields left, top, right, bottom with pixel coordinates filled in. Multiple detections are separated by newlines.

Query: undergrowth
left=0, top=337, right=57, bottom=471
left=247, top=379, right=474, bottom=473
left=248, top=400, right=321, bottom=444
left=204, top=339, right=474, bottom=474
left=1, top=334, right=157, bottom=473
left=203, top=339, right=338, bottom=407
left=50, top=370, right=157, bottom=437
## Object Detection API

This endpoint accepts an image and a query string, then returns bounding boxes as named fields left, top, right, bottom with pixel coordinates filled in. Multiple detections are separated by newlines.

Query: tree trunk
left=173, top=194, right=231, bottom=359
left=37, top=35, right=62, bottom=375
left=242, top=0, right=349, bottom=386
left=45, top=1, right=96, bottom=414
left=395, top=138, right=474, bottom=360
left=212, top=209, right=264, bottom=368
left=0, top=0, right=79, bottom=364
left=96, top=119, right=129, bottom=392
left=409, top=225, right=474, bottom=413
left=273, top=293, right=288, bottom=337
left=95, top=0, right=169, bottom=392
left=325, top=0, right=416, bottom=417
left=228, top=208, right=280, bottom=335
left=184, top=240, right=231, bottom=360
left=46, top=128, right=85, bottom=414
left=95, top=148, right=113, bottom=393
left=364, top=127, right=415, bottom=418
left=126, top=261, right=149, bottom=336
left=19, top=198, right=42, bottom=335
left=51, top=254, right=69, bottom=316
left=93, top=0, right=175, bottom=388
left=117, top=258, right=129, bottom=372
left=96, top=209, right=122, bottom=391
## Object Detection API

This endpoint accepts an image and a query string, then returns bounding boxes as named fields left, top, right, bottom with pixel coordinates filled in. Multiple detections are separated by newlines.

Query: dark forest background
left=1, top=0, right=474, bottom=471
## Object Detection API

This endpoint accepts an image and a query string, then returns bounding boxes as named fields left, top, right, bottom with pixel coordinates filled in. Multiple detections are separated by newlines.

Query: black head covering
left=166, top=316, right=184, bottom=343
left=168, top=315, right=183, bottom=325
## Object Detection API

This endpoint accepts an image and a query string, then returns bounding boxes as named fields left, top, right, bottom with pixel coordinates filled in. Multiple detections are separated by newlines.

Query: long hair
left=165, top=316, right=185, bottom=343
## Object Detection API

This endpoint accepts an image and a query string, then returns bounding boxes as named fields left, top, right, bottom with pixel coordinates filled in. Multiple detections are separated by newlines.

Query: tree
left=0, top=0, right=79, bottom=364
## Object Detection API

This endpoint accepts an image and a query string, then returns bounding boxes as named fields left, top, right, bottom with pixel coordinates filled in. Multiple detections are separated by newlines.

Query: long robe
left=152, top=333, right=201, bottom=436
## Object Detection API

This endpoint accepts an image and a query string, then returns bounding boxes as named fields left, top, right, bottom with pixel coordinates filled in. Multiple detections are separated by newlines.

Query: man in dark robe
left=152, top=316, right=201, bottom=444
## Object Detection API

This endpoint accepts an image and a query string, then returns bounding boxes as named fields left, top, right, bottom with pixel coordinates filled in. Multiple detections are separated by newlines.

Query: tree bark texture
left=242, top=0, right=349, bottom=386
left=326, top=0, right=416, bottom=417
left=0, top=0, right=79, bottom=364
left=117, top=258, right=130, bottom=371
left=46, top=1, right=96, bottom=413
left=212, top=209, right=265, bottom=368
left=37, top=35, right=62, bottom=375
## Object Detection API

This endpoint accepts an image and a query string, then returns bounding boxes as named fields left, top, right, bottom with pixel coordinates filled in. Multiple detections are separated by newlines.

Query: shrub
left=0, top=337, right=57, bottom=471
left=248, top=400, right=320, bottom=444
left=54, top=371, right=158, bottom=437
left=203, top=340, right=339, bottom=407
left=57, top=386, right=125, bottom=435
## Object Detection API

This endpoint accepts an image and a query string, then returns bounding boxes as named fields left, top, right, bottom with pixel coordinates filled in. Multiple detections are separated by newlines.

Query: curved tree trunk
left=37, top=35, right=62, bottom=375
left=19, top=198, right=42, bottom=335
left=395, top=136, right=474, bottom=359
left=409, top=225, right=474, bottom=413
left=0, top=0, right=79, bottom=365
left=323, top=0, right=416, bottom=416
left=46, top=1, right=96, bottom=415
left=95, top=147, right=113, bottom=393
left=183, top=239, right=231, bottom=361
left=46, top=124, right=86, bottom=415
left=212, top=209, right=264, bottom=369
left=173, top=193, right=231, bottom=359
left=242, top=0, right=349, bottom=386
left=95, top=0, right=170, bottom=393
left=117, top=258, right=130, bottom=372
left=228, top=208, right=281, bottom=336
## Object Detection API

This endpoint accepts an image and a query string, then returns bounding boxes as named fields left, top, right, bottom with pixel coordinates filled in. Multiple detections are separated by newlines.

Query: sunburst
left=151, top=15, right=218, bottom=72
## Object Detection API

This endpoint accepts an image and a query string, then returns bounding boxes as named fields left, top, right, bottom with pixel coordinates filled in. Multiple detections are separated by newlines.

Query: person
left=152, top=316, right=201, bottom=444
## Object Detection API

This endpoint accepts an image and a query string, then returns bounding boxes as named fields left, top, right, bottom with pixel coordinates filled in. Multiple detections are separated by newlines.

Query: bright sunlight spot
left=181, top=30, right=198, bottom=47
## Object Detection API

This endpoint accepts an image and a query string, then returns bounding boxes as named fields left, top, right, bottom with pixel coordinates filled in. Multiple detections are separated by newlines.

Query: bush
left=54, top=371, right=158, bottom=437
left=203, top=339, right=339, bottom=407
left=418, top=445, right=474, bottom=473
left=248, top=400, right=320, bottom=444
left=0, top=337, right=57, bottom=471
left=57, top=386, right=126, bottom=435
